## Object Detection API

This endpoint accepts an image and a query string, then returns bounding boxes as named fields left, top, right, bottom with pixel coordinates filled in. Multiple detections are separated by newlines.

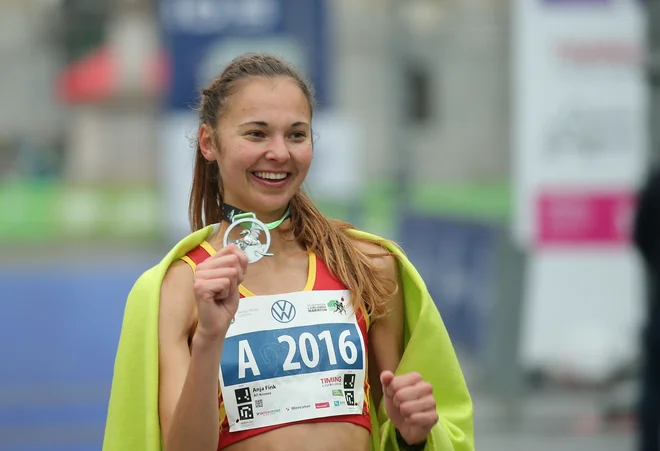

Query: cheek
left=220, top=144, right=253, bottom=169
left=296, top=144, right=314, bottom=168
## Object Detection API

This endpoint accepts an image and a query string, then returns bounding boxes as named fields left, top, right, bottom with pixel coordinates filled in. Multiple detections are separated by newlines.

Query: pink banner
left=535, top=190, right=636, bottom=247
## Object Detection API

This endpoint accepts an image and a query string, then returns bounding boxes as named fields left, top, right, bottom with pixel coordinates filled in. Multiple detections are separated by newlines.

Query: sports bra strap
left=181, top=243, right=214, bottom=272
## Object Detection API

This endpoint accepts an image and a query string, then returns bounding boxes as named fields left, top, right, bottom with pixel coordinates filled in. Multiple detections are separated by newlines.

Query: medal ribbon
left=222, top=203, right=291, bottom=230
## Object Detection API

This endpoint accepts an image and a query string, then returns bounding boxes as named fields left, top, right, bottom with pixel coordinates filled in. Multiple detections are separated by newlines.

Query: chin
left=233, top=181, right=302, bottom=215
left=251, top=194, right=295, bottom=215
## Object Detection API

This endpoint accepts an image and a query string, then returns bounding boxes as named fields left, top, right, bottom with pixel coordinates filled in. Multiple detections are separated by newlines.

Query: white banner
left=512, top=0, right=648, bottom=382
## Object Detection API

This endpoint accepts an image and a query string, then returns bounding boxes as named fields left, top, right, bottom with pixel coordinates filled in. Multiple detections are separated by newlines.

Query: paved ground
left=472, top=389, right=636, bottom=451
left=476, top=433, right=633, bottom=451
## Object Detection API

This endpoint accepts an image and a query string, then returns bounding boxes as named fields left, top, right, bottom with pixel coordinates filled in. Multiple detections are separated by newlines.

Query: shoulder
left=159, top=260, right=197, bottom=338
left=349, top=235, right=401, bottom=282
left=162, top=259, right=195, bottom=291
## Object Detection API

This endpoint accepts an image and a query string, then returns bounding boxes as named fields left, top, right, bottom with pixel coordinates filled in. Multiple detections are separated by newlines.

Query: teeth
left=254, top=172, right=288, bottom=180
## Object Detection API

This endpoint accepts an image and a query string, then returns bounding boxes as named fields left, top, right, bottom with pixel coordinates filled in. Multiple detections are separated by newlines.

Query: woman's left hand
left=380, top=370, right=439, bottom=446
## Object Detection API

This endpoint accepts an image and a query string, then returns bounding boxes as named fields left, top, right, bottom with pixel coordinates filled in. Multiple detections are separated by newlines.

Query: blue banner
left=159, top=0, right=331, bottom=111
left=397, top=213, right=499, bottom=356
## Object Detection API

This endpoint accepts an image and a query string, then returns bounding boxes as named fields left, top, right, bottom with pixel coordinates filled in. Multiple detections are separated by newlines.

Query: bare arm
left=359, top=239, right=441, bottom=447
left=353, top=241, right=406, bottom=409
left=158, top=261, right=223, bottom=451
left=159, top=245, right=247, bottom=451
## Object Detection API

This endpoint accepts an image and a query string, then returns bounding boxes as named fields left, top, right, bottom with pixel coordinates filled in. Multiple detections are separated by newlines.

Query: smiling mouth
left=252, top=172, right=290, bottom=181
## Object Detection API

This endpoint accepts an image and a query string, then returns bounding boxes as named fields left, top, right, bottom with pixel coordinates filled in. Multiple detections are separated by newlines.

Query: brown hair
left=189, top=53, right=396, bottom=320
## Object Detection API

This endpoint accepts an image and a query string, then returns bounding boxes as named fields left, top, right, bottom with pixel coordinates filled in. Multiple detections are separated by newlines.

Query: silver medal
left=223, top=217, right=273, bottom=264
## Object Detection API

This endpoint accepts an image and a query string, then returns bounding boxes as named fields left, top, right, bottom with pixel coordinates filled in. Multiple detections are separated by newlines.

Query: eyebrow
left=239, top=121, right=309, bottom=128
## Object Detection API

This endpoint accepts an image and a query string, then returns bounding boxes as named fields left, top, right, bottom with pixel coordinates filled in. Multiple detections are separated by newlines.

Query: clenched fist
left=381, top=370, right=438, bottom=446
left=192, top=244, right=248, bottom=341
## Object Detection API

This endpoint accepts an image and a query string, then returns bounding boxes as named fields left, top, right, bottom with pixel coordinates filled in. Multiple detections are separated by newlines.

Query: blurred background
left=0, top=0, right=654, bottom=449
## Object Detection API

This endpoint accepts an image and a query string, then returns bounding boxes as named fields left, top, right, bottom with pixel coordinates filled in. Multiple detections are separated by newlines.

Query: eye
left=246, top=130, right=266, bottom=139
left=290, top=131, right=307, bottom=140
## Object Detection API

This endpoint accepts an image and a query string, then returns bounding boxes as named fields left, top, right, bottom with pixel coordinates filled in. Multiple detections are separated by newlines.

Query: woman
left=102, top=53, right=473, bottom=451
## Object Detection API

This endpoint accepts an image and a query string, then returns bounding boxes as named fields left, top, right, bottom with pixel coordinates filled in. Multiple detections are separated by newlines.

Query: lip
left=250, top=172, right=292, bottom=188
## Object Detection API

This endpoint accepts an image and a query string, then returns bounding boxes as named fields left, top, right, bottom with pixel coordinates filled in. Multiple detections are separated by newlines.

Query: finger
left=205, top=244, right=243, bottom=265
left=195, top=266, right=240, bottom=283
left=380, top=371, right=395, bottom=398
left=235, top=247, right=248, bottom=272
left=392, top=382, right=433, bottom=406
left=213, top=288, right=231, bottom=302
left=199, top=255, right=245, bottom=279
left=217, top=243, right=241, bottom=256
left=223, top=245, right=249, bottom=276
left=399, top=396, right=437, bottom=418
left=223, top=243, right=248, bottom=265
left=195, top=278, right=231, bottom=298
left=202, top=252, right=240, bottom=267
left=210, top=278, right=233, bottom=301
left=407, top=410, right=439, bottom=429
left=389, top=372, right=424, bottom=396
left=196, top=267, right=244, bottom=298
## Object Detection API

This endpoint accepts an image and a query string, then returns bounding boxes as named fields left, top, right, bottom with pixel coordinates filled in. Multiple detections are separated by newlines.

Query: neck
left=221, top=202, right=289, bottom=226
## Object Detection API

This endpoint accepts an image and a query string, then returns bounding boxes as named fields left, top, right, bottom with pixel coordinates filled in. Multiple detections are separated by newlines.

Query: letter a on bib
left=238, top=340, right=261, bottom=379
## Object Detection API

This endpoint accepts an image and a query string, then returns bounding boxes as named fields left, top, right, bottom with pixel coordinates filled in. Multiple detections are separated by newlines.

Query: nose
left=266, top=135, right=290, bottom=162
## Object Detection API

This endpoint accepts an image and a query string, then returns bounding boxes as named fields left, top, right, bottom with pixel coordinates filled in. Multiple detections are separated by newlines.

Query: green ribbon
left=233, top=208, right=291, bottom=230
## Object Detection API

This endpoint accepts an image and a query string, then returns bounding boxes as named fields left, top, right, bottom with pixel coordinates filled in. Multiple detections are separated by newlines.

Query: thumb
left=380, top=370, right=395, bottom=398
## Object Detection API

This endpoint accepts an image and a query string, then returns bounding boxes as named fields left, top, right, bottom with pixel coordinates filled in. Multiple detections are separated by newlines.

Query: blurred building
left=0, top=0, right=510, bottom=186
left=0, top=0, right=63, bottom=179
left=335, top=0, right=509, bottom=183
left=58, top=0, right=162, bottom=183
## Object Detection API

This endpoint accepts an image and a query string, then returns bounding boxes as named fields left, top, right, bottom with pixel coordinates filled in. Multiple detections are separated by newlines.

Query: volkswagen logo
left=271, top=300, right=296, bottom=323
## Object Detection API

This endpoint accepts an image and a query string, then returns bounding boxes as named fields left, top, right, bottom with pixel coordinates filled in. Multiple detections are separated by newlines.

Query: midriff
left=224, top=422, right=370, bottom=451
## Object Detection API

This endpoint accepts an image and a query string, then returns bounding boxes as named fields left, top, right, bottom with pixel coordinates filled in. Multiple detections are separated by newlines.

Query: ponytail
left=189, top=143, right=222, bottom=231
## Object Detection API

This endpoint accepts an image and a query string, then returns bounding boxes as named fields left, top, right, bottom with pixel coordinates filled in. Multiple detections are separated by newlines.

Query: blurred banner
left=512, top=0, right=647, bottom=382
left=397, top=213, right=498, bottom=357
left=0, top=181, right=160, bottom=244
left=158, top=0, right=331, bottom=240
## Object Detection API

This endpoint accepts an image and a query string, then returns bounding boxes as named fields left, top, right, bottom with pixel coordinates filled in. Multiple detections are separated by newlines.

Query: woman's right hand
left=192, top=244, right=248, bottom=341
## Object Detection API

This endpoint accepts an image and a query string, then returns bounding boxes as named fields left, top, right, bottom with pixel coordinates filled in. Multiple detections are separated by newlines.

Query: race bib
left=218, top=290, right=366, bottom=432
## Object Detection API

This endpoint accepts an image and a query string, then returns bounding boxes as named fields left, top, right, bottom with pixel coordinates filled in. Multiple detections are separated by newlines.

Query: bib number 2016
left=237, top=328, right=361, bottom=380
left=279, top=329, right=358, bottom=370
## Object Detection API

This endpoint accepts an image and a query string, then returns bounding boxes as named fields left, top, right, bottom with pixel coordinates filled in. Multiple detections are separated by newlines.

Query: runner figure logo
left=328, top=297, right=347, bottom=315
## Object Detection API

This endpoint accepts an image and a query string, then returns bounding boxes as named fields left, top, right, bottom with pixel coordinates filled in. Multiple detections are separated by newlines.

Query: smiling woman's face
left=198, top=76, right=313, bottom=219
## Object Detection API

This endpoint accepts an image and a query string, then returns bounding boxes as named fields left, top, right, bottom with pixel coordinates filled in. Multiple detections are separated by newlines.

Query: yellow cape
left=102, top=225, right=474, bottom=451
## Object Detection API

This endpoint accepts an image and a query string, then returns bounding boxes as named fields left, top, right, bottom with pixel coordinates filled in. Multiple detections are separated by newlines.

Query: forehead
left=225, top=76, right=311, bottom=122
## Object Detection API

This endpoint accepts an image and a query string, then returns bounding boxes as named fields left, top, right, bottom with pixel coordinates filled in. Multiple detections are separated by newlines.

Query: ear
left=198, top=124, right=218, bottom=161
